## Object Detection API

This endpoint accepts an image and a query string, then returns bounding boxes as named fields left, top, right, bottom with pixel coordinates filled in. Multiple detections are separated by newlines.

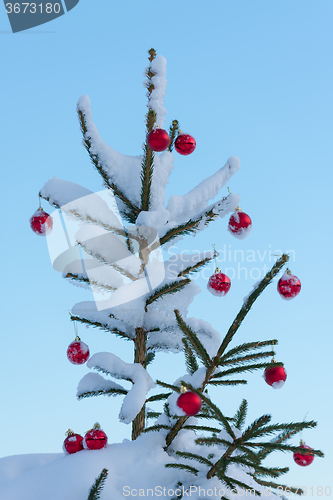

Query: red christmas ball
left=177, top=391, right=202, bottom=416
left=207, top=271, right=231, bottom=297
left=84, top=423, right=108, bottom=450
left=30, top=209, right=53, bottom=236
left=63, top=430, right=84, bottom=454
left=264, top=363, right=287, bottom=389
left=174, top=133, right=196, bottom=156
left=293, top=443, right=314, bottom=467
left=147, top=128, right=170, bottom=152
left=67, top=337, right=90, bottom=365
left=228, top=210, right=252, bottom=239
left=277, top=271, right=301, bottom=300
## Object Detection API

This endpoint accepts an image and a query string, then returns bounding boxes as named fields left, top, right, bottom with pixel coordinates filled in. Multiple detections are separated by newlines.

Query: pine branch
left=70, top=315, right=131, bottom=340
left=212, top=363, right=273, bottom=379
left=242, top=415, right=272, bottom=441
left=159, top=198, right=231, bottom=247
left=140, top=141, right=155, bottom=211
left=76, top=240, right=138, bottom=281
left=234, top=399, right=248, bottom=430
left=146, top=411, right=161, bottom=420
left=143, top=424, right=172, bottom=433
left=207, top=379, right=247, bottom=386
left=183, top=424, right=223, bottom=434
left=77, top=109, right=140, bottom=223
left=144, top=351, right=155, bottom=367
left=221, top=340, right=278, bottom=362
left=164, top=463, right=198, bottom=476
left=65, top=272, right=118, bottom=292
left=175, top=311, right=211, bottom=368
left=156, top=380, right=182, bottom=392
left=255, top=428, right=299, bottom=461
left=168, top=120, right=179, bottom=151
left=245, top=442, right=324, bottom=457
left=245, top=420, right=317, bottom=441
left=196, top=389, right=235, bottom=439
left=175, top=451, right=214, bottom=467
left=195, top=437, right=235, bottom=448
left=220, top=350, right=276, bottom=366
left=202, top=256, right=288, bottom=387
left=87, top=468, right=108, bottom=500
left=177, top=256, right=216, bottom=278
left=145, top=392, right=172, bottom=403
left=253, top=478, right=304, bottom=496
left=77, top=388, right=128, bottom=399
left=182, top=338, right=199, bottom=374
left=145, top=279, right=191, bottom=309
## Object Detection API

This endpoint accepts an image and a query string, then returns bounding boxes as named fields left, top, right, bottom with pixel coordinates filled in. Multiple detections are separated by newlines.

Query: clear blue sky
left=1, top=0, right=332, bottom=496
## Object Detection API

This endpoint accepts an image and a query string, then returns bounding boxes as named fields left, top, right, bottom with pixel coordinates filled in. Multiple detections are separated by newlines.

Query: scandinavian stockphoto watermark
left=45, top=188, right=295, bottom=311
left=3, top=0, right=79, bottom=33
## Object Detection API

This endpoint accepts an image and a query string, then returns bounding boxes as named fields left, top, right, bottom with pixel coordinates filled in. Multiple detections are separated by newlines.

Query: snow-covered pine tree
left=39, top=49, right=322, bottom=499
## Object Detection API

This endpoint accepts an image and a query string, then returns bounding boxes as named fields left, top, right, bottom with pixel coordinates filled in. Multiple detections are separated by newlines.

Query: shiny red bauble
left=147, top=128, right=170, bottom=152
left=207, top=271, right=231, bottom=297
left=174, top=133, right=196, bottom=155
left=277, top=271, right=301, bottom=300
left=177, top=391, right=202, bottom=416
left=30, top=209, right=53, bottom=236
left=63, top=430, right=84, bottom=454
left=228, top=210, right=252, bottom=239
left=263, top=363, right=287, bottom=389
left=293, top=443, right=314, bottom=467
left=84, top=423, right=108, bottom=450
left=67, top=337, right=90, bottom=365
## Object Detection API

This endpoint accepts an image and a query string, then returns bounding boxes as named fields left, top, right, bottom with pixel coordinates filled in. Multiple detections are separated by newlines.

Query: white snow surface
left=272, top=380, right=286, bottom=389
left=86, top=353, right=156, bottom=424
left=63, top=258, right=124, bottom=291
left=41, top=177, right=93, bottom=207
left=0, top=431, right=279, bottom=500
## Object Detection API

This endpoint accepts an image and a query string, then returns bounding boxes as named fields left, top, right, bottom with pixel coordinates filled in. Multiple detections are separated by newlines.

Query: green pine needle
left=87, top=468, right=108, bottom=500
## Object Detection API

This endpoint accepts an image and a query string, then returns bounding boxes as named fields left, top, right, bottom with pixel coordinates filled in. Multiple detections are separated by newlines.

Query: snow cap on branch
left=87, top=352, right=156, bottom=424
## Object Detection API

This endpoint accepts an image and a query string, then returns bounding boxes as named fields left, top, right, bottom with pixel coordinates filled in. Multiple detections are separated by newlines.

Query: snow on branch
left=145, top=55, right=167, bottom=128
left=165, top=156, right=240, bottom=223
left=87, top=353, right=156, bottom=424
left=76, top=372, right=127, bottom=399
left=77, top=95, right=143, bottom=208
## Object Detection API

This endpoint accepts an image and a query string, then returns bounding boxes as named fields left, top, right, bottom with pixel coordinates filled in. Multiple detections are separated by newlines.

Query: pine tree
left=40, top=49, right=323, bottom=498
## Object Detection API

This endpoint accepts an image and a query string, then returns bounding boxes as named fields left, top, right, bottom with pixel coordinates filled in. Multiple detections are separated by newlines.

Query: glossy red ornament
left=293, top=441, right=314, bottom=467
left=63, top=429, right=84, bottom=454
left=147, top=128, right=170, bottom=152
left=84, top=423, right=108, bottom=450
left=228, top=209, right=252, bottom=239
left=207, top=270, right=231, bottom=297
left=30, top=209, right=53, bottom=236
left=174, top=133, right=196, bottom=155
left=67, top=336, right=90, bottom=365
left=177, top=391, right=202, bottom=416
left=277, top=270, right=301, bottom=300
left=264, top=361, right=287, bottom=389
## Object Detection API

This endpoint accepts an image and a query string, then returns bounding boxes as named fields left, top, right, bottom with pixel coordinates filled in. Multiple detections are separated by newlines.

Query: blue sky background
left=1, top=0, right=332, bottom=495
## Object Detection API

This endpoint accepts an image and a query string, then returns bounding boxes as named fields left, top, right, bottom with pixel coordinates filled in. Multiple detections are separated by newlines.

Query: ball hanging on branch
left=263, top=358, right=287, bottom=389
left=177, top=387, right=202, bottom=416
left=147, top=127, right=170, bottom=152
left=293, top=440, right=314, bottom=467
left=277, top=269, right=301, bottom=300
left=207, top=268, right=231, bottom=297
left=84, top=423, right=108, bottom=450
left=174, top=132, right=196, bottom=156
left=67, top=335, right=90, bottom=365
left=30, top=196, right=53, bottom=236
left=227, top=207, right=252, bottom=240
left=63, top=429, right=84, bottom=454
